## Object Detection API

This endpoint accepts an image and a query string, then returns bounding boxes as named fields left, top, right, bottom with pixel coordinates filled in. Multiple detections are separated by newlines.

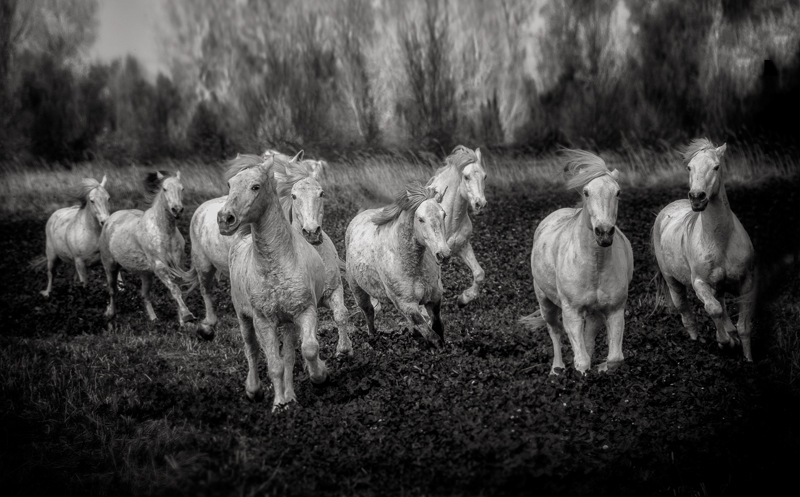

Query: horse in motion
left=217, top=154, right=329, bottom=409
left=426, top=145, right=487, bottom=307
left=188, top=152, right=352, bottom=355
left=652, top=139, right=755, bottom=361
left=100, top=171, right=195, bottom=327
left=520, top=150, right=633, bottom=373
left=34, top=175, right=111, bottom=297
left=345, top=183, right=450, bottom=347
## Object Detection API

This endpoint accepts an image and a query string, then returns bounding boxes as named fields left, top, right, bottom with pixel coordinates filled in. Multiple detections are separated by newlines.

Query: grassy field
left=1, top=149, right=800, bottom=496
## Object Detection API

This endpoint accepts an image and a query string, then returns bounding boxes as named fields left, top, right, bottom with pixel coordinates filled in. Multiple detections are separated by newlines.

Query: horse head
left=582, top=171, right=621, bottom=247
left=218, top=162, right=275, bottom=236
left=460, top=148, right=487, bottom=215
left=160, top=171, right=185, bottom=219
left=87, top=175, right=111, bottom=226
left=685, top=141, right=726, bottom=212
left=415, top=187, right=451, bottom=265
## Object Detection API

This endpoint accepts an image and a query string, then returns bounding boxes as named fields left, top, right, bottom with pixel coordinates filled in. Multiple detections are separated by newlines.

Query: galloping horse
left=218, top=155, right=329, bottom=409
left=427, top=145, right=487, bottom=307
left=652, top=139, right=755, bottom=361
left=100, top=171, right=195, bottom=326
left=345, top=183, right=450, bottom=347
left=34, top=176, right=111, bottom=297
left=188, top=152, right=351, bottom=355
left=520, top=150, right=633, bottom=373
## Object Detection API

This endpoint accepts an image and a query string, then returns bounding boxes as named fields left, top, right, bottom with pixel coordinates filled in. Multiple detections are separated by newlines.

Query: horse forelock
left=274, top=159, right=318, bottom=199
left=681, top=138, right=718, bottom=165
left=72, top=178, right=102, bottom=207
left=224, top=154, right=269, bottom=183
left=562, top=149, right=616, bottom=192
left=432, top=145, right=479, bottom=178
left=372, top=182, right=436, bottom=226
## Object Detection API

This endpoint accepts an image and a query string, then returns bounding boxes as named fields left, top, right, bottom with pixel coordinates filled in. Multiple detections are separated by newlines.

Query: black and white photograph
left=1, top=0, right=799, bottom=495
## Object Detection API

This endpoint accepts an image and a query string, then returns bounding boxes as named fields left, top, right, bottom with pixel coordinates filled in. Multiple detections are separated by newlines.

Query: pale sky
left=90, top=0, right=168, bottom=76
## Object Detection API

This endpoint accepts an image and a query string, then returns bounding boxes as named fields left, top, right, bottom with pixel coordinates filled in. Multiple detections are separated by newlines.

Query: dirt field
left=1, top=176, right=799, bottom=496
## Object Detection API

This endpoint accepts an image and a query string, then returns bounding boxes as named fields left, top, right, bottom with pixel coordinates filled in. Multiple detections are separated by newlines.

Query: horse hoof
left=310, top=370, right=330, bottom=386
left=196, top=323, right=215, bottom=341
left=39, top=290, right=50, bottom=298
left=181, top=313, right=196, bottom=324
left=246, top=387, right=265, bottom=403
left=335, top=348, right=354, bottom=359
left=457, top=297, right=468, bottom=309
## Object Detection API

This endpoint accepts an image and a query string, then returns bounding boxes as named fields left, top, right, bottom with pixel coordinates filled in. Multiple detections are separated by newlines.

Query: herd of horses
left=33, top=140, right=755, bottom=410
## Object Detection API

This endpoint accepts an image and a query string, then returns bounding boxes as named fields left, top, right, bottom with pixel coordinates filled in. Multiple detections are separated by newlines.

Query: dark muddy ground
left=1, top=177, right=799, bottom=496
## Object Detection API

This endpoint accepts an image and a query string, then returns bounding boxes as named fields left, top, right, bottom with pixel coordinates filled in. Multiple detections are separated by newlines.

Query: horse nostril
left=314, top=226, right=321, bottom=234
left=595, top=227, right=602, bottom=236
left=225, top=214, right=235, bottom=225
left=608, top=226, right=615, bottom=237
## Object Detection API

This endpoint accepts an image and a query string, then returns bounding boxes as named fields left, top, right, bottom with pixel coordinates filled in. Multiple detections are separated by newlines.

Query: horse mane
left=429, top=145, right=479, bottom=180
left=372, top=182, right=437, bottom=226
left=562, top=149, right=615, bottom=192
left=274, top=158, right=319, bottom=222
left=143, top=171, right=171, bottom=205
left=223, top=154, right=268, bottom=183
left=681, top=138, right=717, bottom=165
left=71, top=178, right=101, bottom=207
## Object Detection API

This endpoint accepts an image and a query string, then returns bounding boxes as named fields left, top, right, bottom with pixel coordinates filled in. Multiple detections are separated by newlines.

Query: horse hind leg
left=140, top=273, right=157, bottom=322
left=692, top=278, right=737, bottom=349
left=196, top=262, right=218, bottom=339
left=153, top=262, right=195, bottom=327
left=425, top=299, right=445, bottom=343
left=350, top=281, right=376, bottom=335
left=74, top=258, right=88, bottom=286
left=103, top=260, right=120, bottom=320
left=397, top=299, right=443, bottom=348
left=665, top=277, right=699, bottom=341
left=40, top=243, right=60, bottom=297
left=735, top=275, right=755, bottom=362
left=583, top=313, right=603, bottom=364
left=325, top=286, right=354, bottom=358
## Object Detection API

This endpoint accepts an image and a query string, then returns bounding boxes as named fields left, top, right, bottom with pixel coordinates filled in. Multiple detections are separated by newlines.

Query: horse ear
left=475, top=147, right=482, bottom=163
left=100, top=174, right=107, bottom=187
left=176, top=171, right=181, bottom=180
left=309, top=161, right=324, bottom=179
left=291, top=150, right=304, bottom=163
left=435, top=186, right=448, bottom=203
left=715, top=143, right=727, bottom=158
left=610, top=169, right=620, bottom=180
left=156, top=171, right=165, bottom=180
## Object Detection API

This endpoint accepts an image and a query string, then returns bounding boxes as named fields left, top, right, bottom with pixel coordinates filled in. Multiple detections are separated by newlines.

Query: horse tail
left=519, top=309, right=547, bottom=330
left=163, top=254, right=199, bottom=295
left=338, top=257, right=347, bottom=272
left=30, top=255, right=48, bottom=272
left=648, top=222, right=673, bottom=316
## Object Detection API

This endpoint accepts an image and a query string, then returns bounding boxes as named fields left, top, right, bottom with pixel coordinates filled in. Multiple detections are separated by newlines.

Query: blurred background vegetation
left=1, top=0, right=799, bottom=164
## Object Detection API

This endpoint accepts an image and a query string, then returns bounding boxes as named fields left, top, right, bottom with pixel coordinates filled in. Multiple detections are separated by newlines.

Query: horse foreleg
left=456, top=242, right=485, bottom=308
left=561, top=305, right=590, bottom=373
left=736, top=275, right=756, bottom=362
left=295, top=306, right=329, bottom=386
left=397, top=300, right=443, bottom=348
left=665, top=277, right=699, bottom=340
left=583, top=313, right=603, bottom=363
left=254, top=312, right=285, bottom=409
left=281, top=325, right=298, bottom=404
left=326, top=286, right=354, bottom=358
left=424, top=299, right=445, bottom=343
left=238, top=313, right=264, bottom=402
left=140, top=273, right=157, bottom=321
left=154, top=262, right=195, bottom=326
left=692, top=278, right=737, bottom=349
left=599, top=308, right=625, bottom=372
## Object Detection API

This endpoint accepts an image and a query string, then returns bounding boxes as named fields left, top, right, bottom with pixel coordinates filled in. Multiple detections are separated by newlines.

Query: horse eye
left=419, top=217, right=425, bottom=223
left=583, top=190, right=589, bottom=197
left=616, top=191, right=620, bottom=197
left=90, top=199, right=95, bottom=203
left=291, top=193, right=297, bottom=200
left=687, top=167, right=691, bottom=171
left=320, top=191, right=325, bottom=197
left=251, top=184, right=260, bottom=191
left=465, top=174, right=471, bottom=180
left=713, top=166, right=719, bottom=171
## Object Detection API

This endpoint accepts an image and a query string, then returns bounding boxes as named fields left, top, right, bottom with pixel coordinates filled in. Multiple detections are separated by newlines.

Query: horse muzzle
left=171, top=206, right=184, bottom=219
left=594, top=226, right=615, bottom=247
left=689, top=191, right=708, bottom=211
left=217, top=211, right=239, bottom=236
left=471, top=200, right=487, bottom=216
left=435, top=249, right=451, bottom=265
left=302, top=227, right=323, bottom=245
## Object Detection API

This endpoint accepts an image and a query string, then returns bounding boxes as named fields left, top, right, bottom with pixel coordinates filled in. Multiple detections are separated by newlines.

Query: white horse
left=652, top=139, right=755, bottom=361
left=345, top=183, right=450, bottom=347
left=100, top=171, right=195, bottom=326
left=33, top=176, right=111, bottom=297
left=520, top=150, right=633, bottom=374
left=427, top=145, right=487, bottom=307
left=218, top=154, right=329, bottom=409
left=188, top=153, right=351, bottom=355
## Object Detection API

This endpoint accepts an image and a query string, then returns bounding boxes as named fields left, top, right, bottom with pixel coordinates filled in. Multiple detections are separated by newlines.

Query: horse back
left=102, top=209, right=149, bottom=272
left=46, top=205, right=97, bottom=261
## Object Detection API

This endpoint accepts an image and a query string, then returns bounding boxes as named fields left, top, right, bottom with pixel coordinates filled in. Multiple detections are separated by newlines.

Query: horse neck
left=78, top=202, right=101, bottom=233
left=149, top=192, right=176, bottom=232
left=392, top=210, right=426, bottom=267
left=252, top=195, right=296, bottom=269
left=696, top=183, right=733, bottom=245
left=577, top=207, right=613, bottom=269
left=436, top=168, right=469, bottom=232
